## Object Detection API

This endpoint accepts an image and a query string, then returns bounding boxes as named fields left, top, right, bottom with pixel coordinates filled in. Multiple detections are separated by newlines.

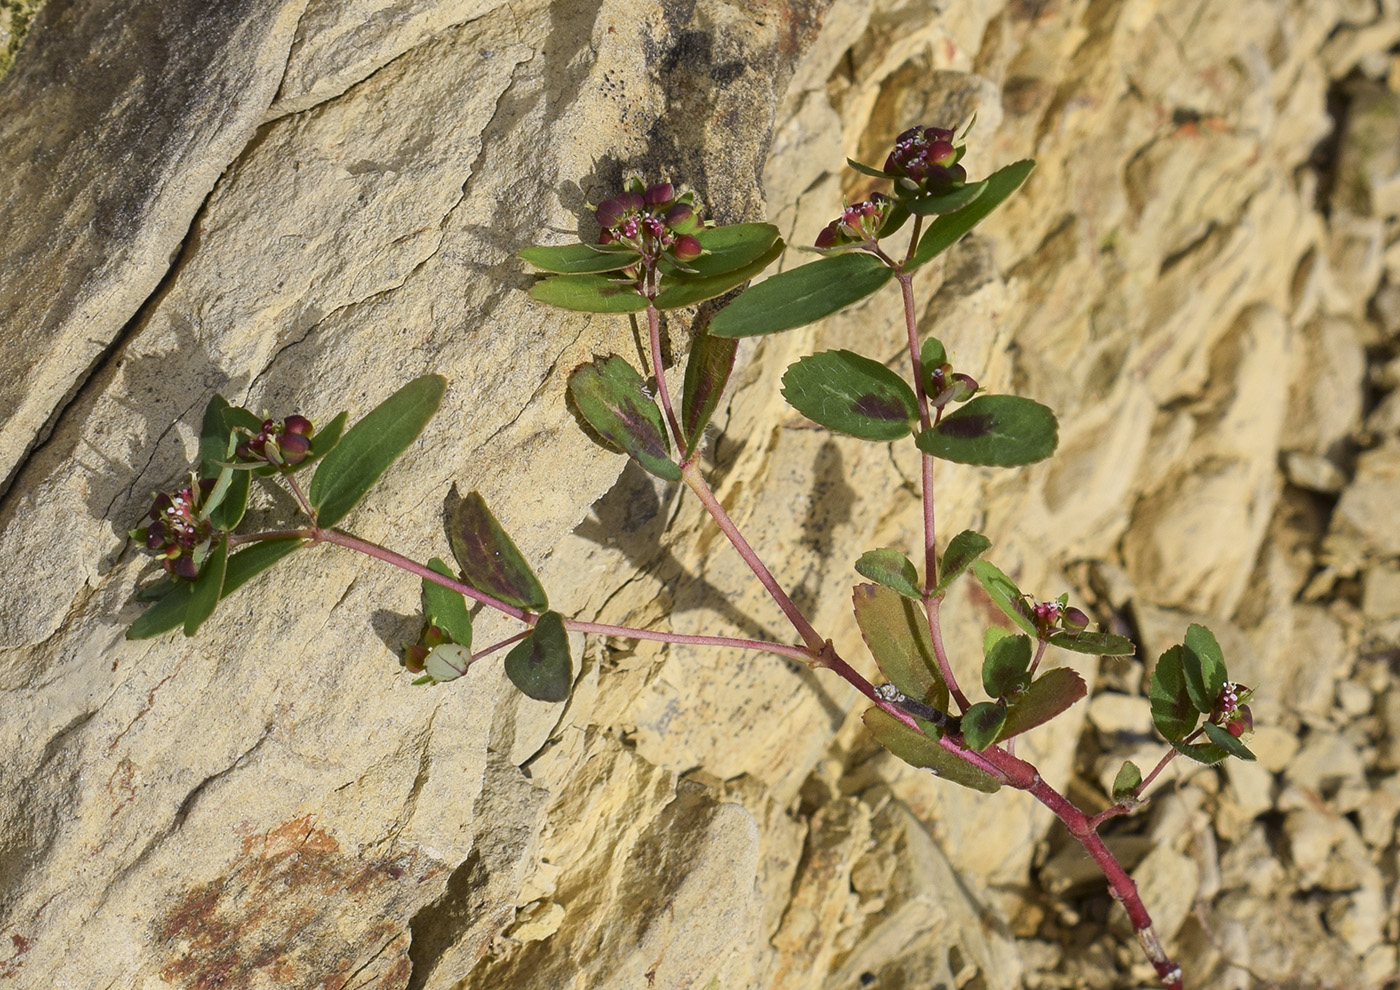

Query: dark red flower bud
left=595, top=198, right=624, bottom=229
left=924, top=126, right=954, bottom=142
left=173, top=555, right=199, bottom=581
left=403, top=644, right=429, bottom=673
left=673, top=234, right=703, bottom=263
left=284, top=415, right=313, bottom=436
left=617, top=191, right=645, bottom=213
left=815, top=224, right=840, bottom=248
left=1225, top=704, right=1253, bottom=737
left=278, top=431, right=311, bottom=465
left=598, top=229, right=617, bottom=245
left=665, top=202, right=697, bottom=234
left=927, top=140, right=956, bottom=166
left=645, top=182, right=674, bottom=206
left=1062, top=606, right=1091, bottom=630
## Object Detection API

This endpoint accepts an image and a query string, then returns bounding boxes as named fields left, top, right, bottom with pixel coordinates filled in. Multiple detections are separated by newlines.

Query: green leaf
left=878, top=198, right=911, bottom=239
left=961, top=702, right=1007, bottom=751
left=126, top=581, right=196, bottom=639
left=654, top=238, right=784, bottom=310
left=904, top=179, right=988, bottom=216
left=855, top=548, right=922, bottom=599
left=198, top=397, right=250, bottom=531
left=998, top=667, right=1087, bottom=740
left=781, top=350, right=918, bottom=441
left=982, top=633, right=1032, bottom=698
left=1169, top=737, right=1230, bottom=765
left=663, top=223, right=780, bottom=279
left=422, top=558, right=473, bottom=649
left=934, top=530, right=991, bottom=596
left=223, top=539, right=304, bottom=595
left=907, top=159, right=1035, bottom=271
left=1047, top=629, right=1136, bottom=656
left=915, top=395, right=1058, bottom=466
left=183, top=536, right=228, bottom=636
left=1112, top=761, right=1142, bottom=800
left=449, top=491, right=549, bottom=612
left=970, top=561, right=1037, bottom=636
left=518, top=242, right=641, bottom=274
left=504, top=611, right=573, bottom=702
left=920, top=336, right=947, bottom=372
left=681, top=328, right=738, bottom=458
left=423, top=643, right=471, bottom=683
left=708, top=252, right=893, bottom=338
left=135, top=578, right=177, bottom=602
left=983, top=625, right=1012, bottom=653
left=1202, top=722, right=1256, bottom=762
left=1183, top=624, right=1227, bottom=713
left=852, top=583, right=948, bottom=721
left=862, top=707, right=1001, bottom=792
left=198, top=395, right=236, bottom=473
left=846, top=157, right=892, bottom=179
left=308, top=375, right=446, bottom=528
left=299, top=411, right=349, bottom=470
left=527, top=274, right=650, bottom=313
left=567, top=356, right=680, bottom=481
left=1149, top=646, right=1199, bottom=743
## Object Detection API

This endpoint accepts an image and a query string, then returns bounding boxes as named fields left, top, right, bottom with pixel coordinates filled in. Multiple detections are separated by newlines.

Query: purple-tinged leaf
left=449, top=492, right=549, bottom=612
left=505, top=611, right=573, bottom=702
left=982, top=633, right=1032, bottom=698
left=997, top=667, right=1087, bottom=741
left=916, top=395, right=1058, bottom=466
left=681, top=329, right=738, bottom=458
left=782, top=350, right=918, bottom=441
left=961, top=701, right=1008, bottom=751
left=568, top=356, right=680, bottom=481
left=853, top=583, right=948, bottom=722
left=855, top=548, right=921, bottom=599
left=862, top=707, right=1001, bottom=792
left=934, top=529, right=991, bottom=596
left=1112, top=761, right=1142, bottom=800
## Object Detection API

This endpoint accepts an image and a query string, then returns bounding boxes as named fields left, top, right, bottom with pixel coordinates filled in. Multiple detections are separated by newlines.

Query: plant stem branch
left=647, top=303, right=685, bottom=448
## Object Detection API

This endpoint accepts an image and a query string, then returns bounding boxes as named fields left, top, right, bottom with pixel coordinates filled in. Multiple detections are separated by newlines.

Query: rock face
left=1, top=1, right=1397, bottom=988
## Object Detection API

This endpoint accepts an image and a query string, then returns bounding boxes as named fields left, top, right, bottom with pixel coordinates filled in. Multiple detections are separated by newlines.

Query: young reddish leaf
left=1183, top=623, right=1228, bottom=712
left=183, top=536, right=228, bottom=636
left=449, top=491, right=549, bottom=612
left=1047, top=629, right=1136, bottom=656
left=934, top=529, right=991, bottom=596
left=567, top=356, right=680, bottom=481
left=970, top=560, right=1037, bottom=637
left=1202, top=721, right=1257, bottom=761
left=998, top=667, right=1087, bottom=741
left=1112, top=761, right=1142, bottom=800
left=961, top=701, right=1007, bottom=751
left=907, top=159, right=1035, bottom=271
left=904, top=179, right=988, bottom=216
left=855, top=548, right=921, bottom=599
left=916, top=395, right=1058, bottom=466
left=309, top=375, right=446, bottom=528
left=708, top=252, right=894, bottom=338
left=862, top=707, right=1001, bottom=792
left=528, top=274, right=651, bottom=313
left=781, top=350, right=918, bottom=441
left=422, top=558, right=472, bottom=649
left=505, top=611, right=573, bottom=702
left=1149, top=646, right=1199, bottom=743
left=681, top=328, right=738, bottom=458
left=853, top=583, right=948, bottom=719
left=518, top=242, right=641, bottom=274
left=982, top=633, right=1032, bottom=698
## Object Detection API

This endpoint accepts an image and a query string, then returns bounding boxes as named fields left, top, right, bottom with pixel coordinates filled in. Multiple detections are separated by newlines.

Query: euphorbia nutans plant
left=126, top=123, right=1258, bottom=989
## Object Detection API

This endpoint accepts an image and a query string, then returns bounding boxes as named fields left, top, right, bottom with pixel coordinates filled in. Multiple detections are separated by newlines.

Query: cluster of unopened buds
left=885, top=124, right=968, bottom=195
left=1215, top=681, right=1255, bottom=738
left=814, top=193, right=892, bottom=248
left=926, top=361, right=979, bottom=409
left=131, top=480, right=215, bottom=580
left=236, top=415, right=314, bottom=468
left=595, top=179, right=704, bottom=269
left=1030, top=598, right=1091, bottom=638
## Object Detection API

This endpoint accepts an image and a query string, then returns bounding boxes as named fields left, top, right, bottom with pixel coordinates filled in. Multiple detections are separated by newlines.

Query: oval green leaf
left=1149, top=645, right=1199, bottom=743
left=1202, top=722, right=1256, bottom=762
left=904, top=179, right=988, bottom=216
left=961, top=701, right=1007, bottom=751
left=782, top=350, right=918, bottom=441
left=567, top=356, right=680, bottom=481
left=505, top=611, right=573, bottom=702
left=449, top=491, right=549, bottom=612
left=126, top=581, right=196, bottom=640
left=855, top=548, right=921, bottom=599
left=982, top=633, right=1032, bottom=699
left=528, top=274, right=650, bottom=313
left=934, top=529, right=991, bottom=596
left=654, top=238, right=784, bottom=311
left=907, top=159, right=1035, bottom=272
left=1183, top=623, right=1227, bottom=713
left=708, top=251, right=894, bottom=338
left=970, top=560, right=1037, bottom=636
left=183, top=536, right=228, bottom=636
left=422, top=558, right=473, bottom=649
left=126, top=539, right=304, bottom=640
left=915, top=395, right=1058, bottom=466
left=518, top=242, right=641, bottom=274
left=1047, top=629, right=1136, bottom=656
left=846, top=157, right=893, bottom=179
left=852, top=583, right=948, bottom=721
left=681, top=328, right=738, bottom=458
left=862, top=707, right=1001, bottom=792
left=1112, top=760, right=1143, bottom=800
left=998, top=667, right=1087, bottom=741
left=308, top=375, right=446, bottom=528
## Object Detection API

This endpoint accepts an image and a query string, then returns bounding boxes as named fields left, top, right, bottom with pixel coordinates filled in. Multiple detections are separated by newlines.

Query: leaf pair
left=959, top=633, right=1087, bottom=751
left=523, top=224, right=783, bottom=313
left=1149, top=625, right=1255, bottom=764
left=853, top=529, right=991, bottom=604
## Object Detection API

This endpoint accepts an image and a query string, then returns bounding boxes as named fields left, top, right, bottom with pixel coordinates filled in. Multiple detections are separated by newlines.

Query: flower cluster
left=595, top=180, right=704, bottom=264
left=884, top=124, right=967, bottom=195
left=1029, top=598, right=1091, bottom=638
left=814, top=193, right=892, bottom=248
left=131, top=480, right=216, bottom=580
left=1215, top=682, right=1255, bottom=738
left=926, top=361, right=979, bottom=409
left=236, top=415, right=314, bottom=468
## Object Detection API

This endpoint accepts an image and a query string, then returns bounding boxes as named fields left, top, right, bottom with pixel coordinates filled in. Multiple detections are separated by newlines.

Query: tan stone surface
left=3, top=0, right=1399, bottom=987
